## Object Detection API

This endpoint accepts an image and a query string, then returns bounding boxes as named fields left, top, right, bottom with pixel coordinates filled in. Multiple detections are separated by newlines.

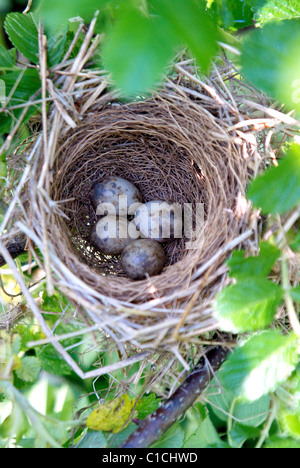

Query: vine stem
left=120, top=346, right=229, bottom=448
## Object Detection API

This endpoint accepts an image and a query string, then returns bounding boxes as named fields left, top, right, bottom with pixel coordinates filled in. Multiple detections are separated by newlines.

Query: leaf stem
left=255, top=396, right=278, bottom=448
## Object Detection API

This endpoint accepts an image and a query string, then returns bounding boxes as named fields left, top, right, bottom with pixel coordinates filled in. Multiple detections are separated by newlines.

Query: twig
left=120, top=346, right=229, bottom=448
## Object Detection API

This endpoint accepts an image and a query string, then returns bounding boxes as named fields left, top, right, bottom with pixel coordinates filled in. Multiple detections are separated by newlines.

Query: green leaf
left=290, top=231, right=300, bottom=252
left=4, top=13, right=39, bottom=64
left=247, top=144, right=300, bottom=215
left=207, top=370, right=270, bottom=426
left=214, top=278, right=283, bottom=333
left=279, top=408, right=300, bottom=440
left=151, top=421, right=185, bottom=448
left=102, top=7, right=176, bottom=96
left=77, top=430, right=108, bottom=448
left=264, top=436, right=300, bottom=448
left=227, top=242, right=280, bottom=280
left=229, top=423, right=261, bottom=448
left=15, top=356, right=41, bottom=383
left=151, top=0, right=220, bottom=72
left=0, top=44, right=16, bottom=68
left=106, top=421, right=137, bottom=448
left=39, top=0, right=101, bottom=32
left=241, top=19, right=300, bottom=115
left=42, top=290, right=71, bottom=316
left=251, top=0, right=300, bottom=26
left=291, top=286, right=300, bottom=303
left=47, top=31, right=68, bottom=67
left=220, top=330, right=299, bottom=401
left=36, top=345, right=72, bottom=376
left=0, top=69, right=41, bottom=134
left=181, top=405, right=207, bottom=445
left=135, top=393, right=161, bottom=420
left=183, top=414, right=221, bottom=448
left=0, top=404, right=29, bottom=442
left=208, top=0, right=254, bottom=30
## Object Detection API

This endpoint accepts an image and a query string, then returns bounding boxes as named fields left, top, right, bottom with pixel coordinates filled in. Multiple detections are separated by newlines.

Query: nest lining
left=47, top=93, right=249, bottom=303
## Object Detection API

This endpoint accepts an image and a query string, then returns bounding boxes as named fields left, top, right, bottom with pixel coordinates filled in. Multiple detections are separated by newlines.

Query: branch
left=120, top=346, right=229, bottom=448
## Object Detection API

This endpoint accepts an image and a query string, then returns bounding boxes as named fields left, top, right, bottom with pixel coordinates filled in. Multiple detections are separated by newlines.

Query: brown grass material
left=49, top=94, right=249, bottom=303
left=2, top=18, right=297, bottom=379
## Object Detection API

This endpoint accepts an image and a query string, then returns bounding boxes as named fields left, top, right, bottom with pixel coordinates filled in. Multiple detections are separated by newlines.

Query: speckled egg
left=90, top=216, right=137, bottom=255
left=121, top=239, right=165, bottom=280
left=133, top=200, right=182, bottom=243
left=90, top=176, right=143, bottom=216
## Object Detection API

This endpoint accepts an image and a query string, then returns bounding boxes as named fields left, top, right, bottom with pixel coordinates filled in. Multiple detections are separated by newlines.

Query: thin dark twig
left=120, top=346, right=229, bottom=448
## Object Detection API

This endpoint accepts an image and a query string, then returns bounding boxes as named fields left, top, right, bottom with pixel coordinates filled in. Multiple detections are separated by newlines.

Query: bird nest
left=50, top=95, right=248, bottom=302
left=2, top=21, right=294, bottom=382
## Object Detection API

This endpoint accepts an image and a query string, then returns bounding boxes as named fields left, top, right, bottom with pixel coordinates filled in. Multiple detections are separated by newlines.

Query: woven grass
left=1, top=18, right=298, bottom=384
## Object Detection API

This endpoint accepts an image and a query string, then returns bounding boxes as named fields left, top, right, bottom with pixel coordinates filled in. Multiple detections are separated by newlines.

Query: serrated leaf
left=227, top=242, right=280, bottom=280
left=135, top=393, right=160, bottom=420
left=151, top=0, right=220, bottom=72
left=4, top=13, right=39, bottom=64
left=247, top=144, right=300, bottom=215
left=291, top=286, right=300, bottom=303
left=220, top=330, right=299, bottom=401
left=86, top=394, right=135, bottom=433
left=15, top=356, right=41, bottom=383
left=214, top=278, right=283, bottom=333
left=241, top=19, right=300, bottom=115
left=102, top=7, right=176, bottom=96
left=251, top=0, right=300, bottom=26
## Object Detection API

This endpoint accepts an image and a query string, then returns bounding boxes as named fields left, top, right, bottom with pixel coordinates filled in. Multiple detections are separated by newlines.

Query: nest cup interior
left=50, top=95, right=247, bottom=302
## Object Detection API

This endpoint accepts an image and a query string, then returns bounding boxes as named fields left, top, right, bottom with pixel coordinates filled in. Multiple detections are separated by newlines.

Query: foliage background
left=0, top=0, right=299, bottom=448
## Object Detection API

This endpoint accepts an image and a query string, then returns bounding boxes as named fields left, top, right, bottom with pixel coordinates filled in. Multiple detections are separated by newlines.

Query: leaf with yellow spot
left=86, top=394, right=136, bottom=434
left=12, top=355, right=22, bottom=371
